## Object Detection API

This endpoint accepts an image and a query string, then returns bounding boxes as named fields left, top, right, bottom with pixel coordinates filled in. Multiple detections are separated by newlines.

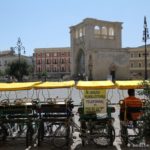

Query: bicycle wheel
left=128, top=121, right=145, bottom=145
left=92, top=123, right=115, bottom=146
left=120, top=125, right=128, bottom=146
left=53, top=124, right=70, bottom=148
left=26, top=124, right=34, bottom=148
left=0, top=125, right=7, bottom=142
left=108, top=124, right=115, bottom=146
left=37, top=121, right=44, bottom=146
left=80, top=121, right=87, bottom=147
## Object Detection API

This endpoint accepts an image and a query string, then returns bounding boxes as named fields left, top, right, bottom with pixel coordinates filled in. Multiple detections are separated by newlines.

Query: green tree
left=0, top=70, right=4, bottom=77
left=138, top=80, right=150, bottom=138
left=6, top=60, right=29, bottom=81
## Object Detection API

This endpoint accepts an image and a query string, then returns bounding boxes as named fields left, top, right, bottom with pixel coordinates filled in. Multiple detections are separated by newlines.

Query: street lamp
left=143, top=16, right=149, bottom=80
left=14, top=37, right=25, bottom=81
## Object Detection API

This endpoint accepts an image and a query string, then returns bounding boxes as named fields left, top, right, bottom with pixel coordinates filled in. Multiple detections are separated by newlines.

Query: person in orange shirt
left=120, top=89, right=143, bottom=121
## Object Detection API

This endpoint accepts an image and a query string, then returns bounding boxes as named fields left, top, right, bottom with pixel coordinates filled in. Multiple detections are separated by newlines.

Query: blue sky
left=0, top=0, right=150, bottom=56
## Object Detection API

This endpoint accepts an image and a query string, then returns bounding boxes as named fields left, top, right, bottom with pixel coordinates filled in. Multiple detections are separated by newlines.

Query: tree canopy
left=6, top=60, right=29, bottom=81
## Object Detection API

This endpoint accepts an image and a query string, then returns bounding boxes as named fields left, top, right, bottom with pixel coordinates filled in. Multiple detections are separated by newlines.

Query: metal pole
left=144, top=27, right=148, bottom=80
left=15, top=37, right=25, bottom=81
left=143, top=16, right=149, bottom=80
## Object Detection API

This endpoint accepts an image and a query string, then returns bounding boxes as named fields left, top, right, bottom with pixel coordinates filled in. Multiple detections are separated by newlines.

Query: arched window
left=75, top=30, right=78, bottom=39
left=101, top=26, right=107, bottom=39
left=76, top=49, right=85, bottom=75
left=109, top=27, right=114, bottom=39
left=82, top=27, right=85, bottom=36
left=94, top=25, right=100, bottom=37
left=79, top=28, right=83, bottom=37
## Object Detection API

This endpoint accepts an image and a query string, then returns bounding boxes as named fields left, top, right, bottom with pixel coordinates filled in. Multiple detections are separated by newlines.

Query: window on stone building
left=46, top=59, right=49, bottom=64
left=54, top=67, right=57, bottom=72
left=4, top=60, right=7, bottom=66
left=139, top=53, right=142, bottom=57
left=38, top=67, right=41, bottom=72
left=68, top=66, right=70, bottom=72
left=68, top=52, right=70, bottom=56
left=49, top=67, right=51, bottom=72
left=37, top=60, right=41, bottom=64
left=79, top=28, right=83, bottom=37
left=38, top=53, right=41, bottom=57
left=101, top=26, right=107, bottom=39
left=75, top=30, right=78, bottom=39
left=61, top=53, right=65, bottom=56
left=108, top=27, right=114, bottom=39
left=61, top=67, right=65, bottom=72
left=130, top=63, right=134, bottom=68
left=54, top=59, right=57, bottom=64
left=94, top=25, right=100, bottom=37
left=46, top=53, right=49, bottom=57
left=54, top=53, right=57, bottom=57
left=82, top=27, right=85, bottom=36
left=138, top=62, right=142, bottom=68
left=131, top=53, right=134, bottom=58
left=52, top=59, right=55, bottom=64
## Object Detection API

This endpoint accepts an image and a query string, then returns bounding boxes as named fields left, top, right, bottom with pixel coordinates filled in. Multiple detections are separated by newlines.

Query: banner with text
left=84, top=89, right=106, bottom=114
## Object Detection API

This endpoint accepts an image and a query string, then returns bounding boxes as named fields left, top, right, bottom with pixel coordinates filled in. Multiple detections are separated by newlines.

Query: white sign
left=84, top=89, right=106, bottom=114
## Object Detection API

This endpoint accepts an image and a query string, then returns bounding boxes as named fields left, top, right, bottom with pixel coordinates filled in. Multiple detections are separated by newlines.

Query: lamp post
left=14, top=37, right=25, bottom=81
left=143, top=16, right=150, bottom=80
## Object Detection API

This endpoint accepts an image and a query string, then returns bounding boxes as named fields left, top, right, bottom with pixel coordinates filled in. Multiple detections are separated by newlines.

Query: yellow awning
left=34, top=80, right=75, bottom=89
left=0, top=82, right=41, bottom=91
left=115, top=80, right=146, bottom=89
left=76, top=80, right=115, bottom=90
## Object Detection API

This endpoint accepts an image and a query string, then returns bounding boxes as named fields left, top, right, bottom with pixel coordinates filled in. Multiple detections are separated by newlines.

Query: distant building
left=0, top=49, right=32, bottom=73
left=2, top=18, right=147, bottom=81
left=33, top=18, right=150, bottom=80
left=129, top=45, right=150, bottom=79
left=33, top=47, right=71, bottom=78
left=70, top=18, right=129, bottom=80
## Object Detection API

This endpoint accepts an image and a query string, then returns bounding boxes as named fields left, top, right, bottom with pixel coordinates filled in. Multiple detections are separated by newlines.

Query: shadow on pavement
left=73, top=143, right=118, bottom=150
left=0, top=141, right=150, bottom=150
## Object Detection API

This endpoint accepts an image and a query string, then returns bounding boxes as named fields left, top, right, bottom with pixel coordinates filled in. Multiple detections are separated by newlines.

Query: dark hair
left=128, top=89, right=135, bottom=96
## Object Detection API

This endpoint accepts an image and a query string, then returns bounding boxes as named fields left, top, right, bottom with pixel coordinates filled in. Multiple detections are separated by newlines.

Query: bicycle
left=52, top=107, right=115, bottom=149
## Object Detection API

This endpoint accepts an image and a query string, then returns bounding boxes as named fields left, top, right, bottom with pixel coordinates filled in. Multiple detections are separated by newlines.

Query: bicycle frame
left=116, top=80, right=148, bottom=147
left=0, top=82, right=40, bottom=150
left=75, top=80, right=116, bottom=147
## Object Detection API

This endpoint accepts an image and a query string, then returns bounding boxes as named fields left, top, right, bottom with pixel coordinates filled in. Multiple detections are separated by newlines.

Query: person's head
left=127, top=89, right=135, bottom=96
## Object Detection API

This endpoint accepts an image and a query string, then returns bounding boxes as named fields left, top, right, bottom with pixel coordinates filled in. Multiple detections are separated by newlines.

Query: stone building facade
left=34, top=47, right=71, bottom=78
left=129, top=45, right=150, bottom=79
left=70, top=18, right=130, bottom=80
left=2, top=17, right=149, bottom=81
